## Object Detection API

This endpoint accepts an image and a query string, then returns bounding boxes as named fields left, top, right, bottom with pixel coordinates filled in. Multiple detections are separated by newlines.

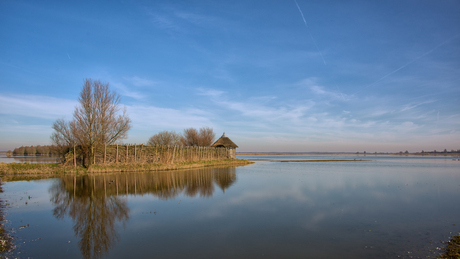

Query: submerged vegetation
left=0, top=183, right=13, bottom=254
left=439, top=234, right=460, bottom=259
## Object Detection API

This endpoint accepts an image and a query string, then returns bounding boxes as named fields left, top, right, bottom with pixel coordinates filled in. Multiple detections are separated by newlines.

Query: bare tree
left=51, top=118, right=74, bottom=145
left=198, top=127, right=216, bottom=146
left=181, top=128, right=200, bottom=146
left=147, top=131, right=182, bottom=146
left=51, top=79, right=131, bottom=165
left=181, top=127, right=215, bottom=146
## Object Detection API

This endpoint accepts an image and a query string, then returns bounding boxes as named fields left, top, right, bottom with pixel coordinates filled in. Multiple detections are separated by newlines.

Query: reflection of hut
left=213, top=167, right=237, bottom=193
left=211, top=133, right=238, bottom=159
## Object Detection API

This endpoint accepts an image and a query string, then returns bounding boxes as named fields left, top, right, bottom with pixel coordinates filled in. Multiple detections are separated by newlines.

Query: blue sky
left=1, top=0, right=459, bottom=152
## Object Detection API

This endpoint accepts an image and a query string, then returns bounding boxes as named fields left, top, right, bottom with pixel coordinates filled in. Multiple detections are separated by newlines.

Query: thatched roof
left=211, top=133, right=238, bottom=148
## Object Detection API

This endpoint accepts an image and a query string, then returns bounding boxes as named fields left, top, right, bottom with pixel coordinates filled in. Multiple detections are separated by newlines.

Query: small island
left=0, top=80, right=253, bottom=176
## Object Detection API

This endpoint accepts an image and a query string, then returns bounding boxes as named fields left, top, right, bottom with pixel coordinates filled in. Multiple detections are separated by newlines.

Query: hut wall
left=228, top=148, right=236, bottom=159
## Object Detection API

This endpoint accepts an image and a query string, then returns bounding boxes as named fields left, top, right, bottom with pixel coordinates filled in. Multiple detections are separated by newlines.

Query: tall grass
left=0, top=159, right=253, bottom=175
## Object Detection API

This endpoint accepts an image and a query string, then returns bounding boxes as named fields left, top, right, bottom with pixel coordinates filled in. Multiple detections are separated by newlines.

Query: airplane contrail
left=354, top=34, right=459, bottom=95
left=294, top=0, right=327, bottom=65
left=294, top=0, right=307, bottom=26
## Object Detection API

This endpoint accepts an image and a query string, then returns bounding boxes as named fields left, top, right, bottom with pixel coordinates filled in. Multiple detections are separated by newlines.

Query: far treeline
left=356, top=149, right=460, bottom=155
left=11, top=145, right=61, bottom=156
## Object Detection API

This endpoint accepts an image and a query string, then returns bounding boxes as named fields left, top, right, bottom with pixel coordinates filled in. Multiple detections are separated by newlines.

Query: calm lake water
left=0, top=153, right=60, bottom=163
left=1, top=155, right=459, bottom=259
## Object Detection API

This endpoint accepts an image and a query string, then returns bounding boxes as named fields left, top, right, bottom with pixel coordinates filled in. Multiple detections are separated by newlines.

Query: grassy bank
left=0, top=182, right=13, bottom=254
left=0, top=159, right=253, bottom=175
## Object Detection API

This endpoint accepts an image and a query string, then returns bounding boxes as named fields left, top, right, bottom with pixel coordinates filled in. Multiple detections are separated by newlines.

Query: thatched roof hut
left=211, top=133, right=238, bottom=148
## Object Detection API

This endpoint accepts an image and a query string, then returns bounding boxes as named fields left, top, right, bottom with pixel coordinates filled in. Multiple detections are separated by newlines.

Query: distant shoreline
left=2, top=151, right=459, bottom=157
left=237, top=152, right=460, bottom=156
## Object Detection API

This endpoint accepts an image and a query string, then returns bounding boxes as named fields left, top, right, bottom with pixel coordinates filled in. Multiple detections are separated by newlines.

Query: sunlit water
left=1, top=155, right=459, bottom=259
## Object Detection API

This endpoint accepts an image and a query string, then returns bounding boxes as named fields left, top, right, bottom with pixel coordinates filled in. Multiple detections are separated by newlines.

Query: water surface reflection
left=48, top=167, right=236, bottom=259
left=3, top=158, right=459, bottom=259
left=50, top=178, right=129, bottom=259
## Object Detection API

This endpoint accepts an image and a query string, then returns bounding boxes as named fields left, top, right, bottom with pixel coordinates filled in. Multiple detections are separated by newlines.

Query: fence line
left=66, top=144, right=235, bottom=166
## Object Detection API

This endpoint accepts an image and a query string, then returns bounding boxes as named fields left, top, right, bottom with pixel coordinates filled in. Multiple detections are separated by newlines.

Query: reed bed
left=0, top=159, right=253, bottom=175
left=64, top=144, right=236, bottom=166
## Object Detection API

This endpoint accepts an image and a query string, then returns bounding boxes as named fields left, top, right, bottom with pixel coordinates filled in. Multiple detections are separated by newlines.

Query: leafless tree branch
left=51, top=78, right=132, bottom=165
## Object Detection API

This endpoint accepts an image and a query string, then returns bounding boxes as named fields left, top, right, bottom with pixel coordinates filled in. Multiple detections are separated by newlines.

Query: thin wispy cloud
left=111, top=82, right=144, bottom=100
left=146, top=6, right=229, bottom=33
left=123, top=76, right=157, bottom=87
left=1, top=1, right=458, bottom=151
left=196, top=88, right=226, bottom=98
left=201, top=89, right=312, bottom=124
left=147, top=11, right=180, bottom=31
left=173, top=11, right=218, bottom=26
left=0, top=124, right=53, bottom=134
left=299, top=78, right=352, bottom=101
left=127, top=104, right=213, bottom=130
left=400, top=100, right=436, bottom=112
left=197, top=83, right=453, bottom=146
left=0, top=94, right=77, bottom=120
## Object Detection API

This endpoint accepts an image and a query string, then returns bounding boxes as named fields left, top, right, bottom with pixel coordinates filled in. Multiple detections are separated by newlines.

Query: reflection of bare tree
left=50, top=176, right=129, bottom=259
left=49, top=167, right=237, bottom=258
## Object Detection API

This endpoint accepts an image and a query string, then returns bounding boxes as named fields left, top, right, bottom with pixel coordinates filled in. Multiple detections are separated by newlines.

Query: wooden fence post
left=141, top=144, right=144, bottom=163
left=171, top=145, right=176, bottom=164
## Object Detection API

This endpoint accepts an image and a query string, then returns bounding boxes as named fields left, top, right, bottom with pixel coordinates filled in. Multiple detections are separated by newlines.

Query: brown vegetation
left=51, top=79, right=132, bottom=166
left=439, top=234, right=460, bottom=259
left=0, top=159, right=253, bottom=175
left=59, top=143, right=236, bottom=167
left=147, top=130, right=182, bottom=146
left=181, top=127, right=215, bottom=146
left=0, top=182, right=13, bottom=253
